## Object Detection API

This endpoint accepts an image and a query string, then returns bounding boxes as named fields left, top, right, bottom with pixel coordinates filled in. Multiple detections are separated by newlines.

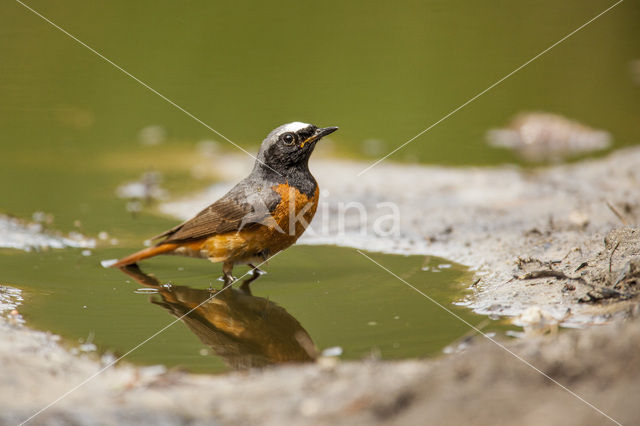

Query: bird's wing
left=153, top=181, right=280, bottom=243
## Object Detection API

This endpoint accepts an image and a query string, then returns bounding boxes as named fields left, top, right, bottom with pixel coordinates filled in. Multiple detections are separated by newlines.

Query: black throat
left=251, top=162, right=318, bottom=198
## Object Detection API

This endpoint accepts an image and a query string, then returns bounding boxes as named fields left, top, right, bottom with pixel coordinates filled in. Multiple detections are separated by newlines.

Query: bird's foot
left=218, top=274, right=237, bottom=286
left=238, top=264, right=266, bottom=295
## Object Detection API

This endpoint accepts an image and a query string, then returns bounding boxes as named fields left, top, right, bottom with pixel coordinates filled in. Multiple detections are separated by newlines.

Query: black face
left=257, top=123, right=338, bottom=173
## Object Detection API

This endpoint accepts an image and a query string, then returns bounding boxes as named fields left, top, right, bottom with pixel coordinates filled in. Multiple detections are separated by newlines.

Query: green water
left=2, top=246, right=497, bottom=374
left=2, top=0, right=639, bottom=170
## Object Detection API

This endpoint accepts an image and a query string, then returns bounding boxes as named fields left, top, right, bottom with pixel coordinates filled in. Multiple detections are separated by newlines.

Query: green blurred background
left=2, top=0, right=638, bottom=166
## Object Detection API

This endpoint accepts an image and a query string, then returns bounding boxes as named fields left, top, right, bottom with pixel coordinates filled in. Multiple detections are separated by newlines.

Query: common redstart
left=108, top=122, right=338, bottom=285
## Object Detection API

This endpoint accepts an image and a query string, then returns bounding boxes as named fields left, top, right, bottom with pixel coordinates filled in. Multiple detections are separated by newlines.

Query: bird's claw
left=218, top=275, right=237, bottom=285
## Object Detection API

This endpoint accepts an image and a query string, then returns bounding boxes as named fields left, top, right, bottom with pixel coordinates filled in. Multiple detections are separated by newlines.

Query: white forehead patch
left=281, top=121, right=311, bottom=133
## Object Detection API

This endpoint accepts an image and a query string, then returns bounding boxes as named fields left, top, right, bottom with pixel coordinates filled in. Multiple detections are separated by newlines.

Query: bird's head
left=255, top=122, right=338, bottom=174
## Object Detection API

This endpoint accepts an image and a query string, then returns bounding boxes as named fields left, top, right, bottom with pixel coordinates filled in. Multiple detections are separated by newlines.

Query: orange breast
left=199, top=184, right=319, bottom=264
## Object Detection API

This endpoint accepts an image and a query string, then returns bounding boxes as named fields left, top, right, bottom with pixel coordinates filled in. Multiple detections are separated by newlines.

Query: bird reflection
left=120, top=265, right=317, bottom=370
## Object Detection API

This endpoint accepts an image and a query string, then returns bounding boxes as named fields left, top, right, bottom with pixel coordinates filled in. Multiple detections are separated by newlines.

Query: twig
left=517, top=270, right=579, bottom=281
left=609, top=241, right=620, bottom=275
left=516, top=269, right=633, bottom=301
left=606, top=200, right=628, bottom=225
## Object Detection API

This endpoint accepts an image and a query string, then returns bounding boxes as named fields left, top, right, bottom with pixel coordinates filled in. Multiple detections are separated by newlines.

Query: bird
left=107, top=122, right=338, bottom=286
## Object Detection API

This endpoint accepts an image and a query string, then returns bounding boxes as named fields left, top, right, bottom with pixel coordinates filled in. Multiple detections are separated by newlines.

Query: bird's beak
left=316, top=126, right=339, bottom=138
left=300, top=126, right=339, bottom=148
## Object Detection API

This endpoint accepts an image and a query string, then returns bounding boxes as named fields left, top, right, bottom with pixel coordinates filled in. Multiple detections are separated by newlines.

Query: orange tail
left=109, top=243, right=179, bottom=268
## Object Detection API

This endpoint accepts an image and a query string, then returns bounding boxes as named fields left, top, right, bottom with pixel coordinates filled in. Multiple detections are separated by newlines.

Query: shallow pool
left=1, top=245, right=511, bottom=373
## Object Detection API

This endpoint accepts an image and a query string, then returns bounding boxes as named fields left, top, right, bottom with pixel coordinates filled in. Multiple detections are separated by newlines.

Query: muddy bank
left=2, top=284, right=639, bottom=425
left=160, top=147, right=640, bottom=326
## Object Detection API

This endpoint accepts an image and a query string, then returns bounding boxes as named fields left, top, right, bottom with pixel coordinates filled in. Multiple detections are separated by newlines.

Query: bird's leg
left=220, top=262, right=236, bottom=286
left=239, top=263, right=266, bottom=295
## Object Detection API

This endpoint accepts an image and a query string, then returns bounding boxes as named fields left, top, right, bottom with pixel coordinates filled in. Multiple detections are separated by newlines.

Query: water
left=2, top=1, right=638, bottom=168
left=1, top=246, right=503, bottom=374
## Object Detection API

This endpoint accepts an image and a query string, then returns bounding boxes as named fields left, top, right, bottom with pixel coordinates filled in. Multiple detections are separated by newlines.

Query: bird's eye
left=282, top=133, right=296, bottom=145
